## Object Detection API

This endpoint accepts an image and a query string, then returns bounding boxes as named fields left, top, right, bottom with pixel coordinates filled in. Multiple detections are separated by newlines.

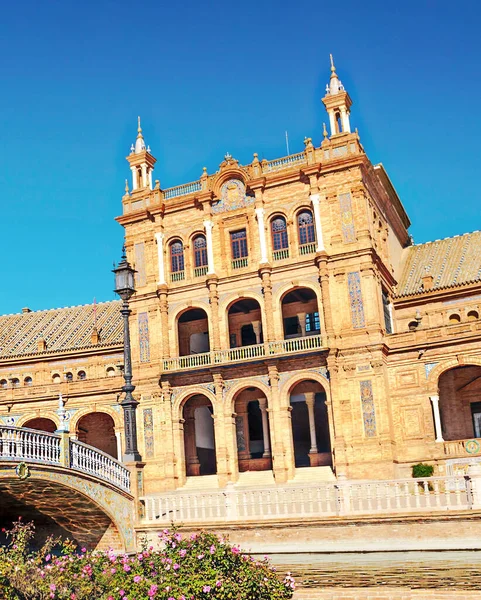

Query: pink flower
left=202, top=585, right=211, bottom=593
left=209, top=545, right=215, bottom=554
left=197, top=553, right=204, bottom=560
left=173, top=563, right=180, bottom=570
left=134, top=575, right=142, bottom=583
left=123, top=564, right=131, bottom=572
left=45, top=554, right=51, bottom=562
left=81, top=547, right=86, bottom=553
left=148, top=584, right=158, bottom=597
left=231, top=546, right=240, bottom=554
left=179, top=549, right=187, bottom=557
left=119, top=592, right=125, bottom=598
left=111, top=567, right=116, bottom=574
left=216, top=580, right=222, bottom=587
left=49, top=584, right=56, bottom=591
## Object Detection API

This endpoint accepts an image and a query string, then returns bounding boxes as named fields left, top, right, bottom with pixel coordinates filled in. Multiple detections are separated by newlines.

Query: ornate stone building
left=1, top=58, right=481, bottom=497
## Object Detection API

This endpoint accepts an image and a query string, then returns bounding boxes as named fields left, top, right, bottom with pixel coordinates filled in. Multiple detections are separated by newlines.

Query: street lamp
left=113, top=246, right=142, bottom=462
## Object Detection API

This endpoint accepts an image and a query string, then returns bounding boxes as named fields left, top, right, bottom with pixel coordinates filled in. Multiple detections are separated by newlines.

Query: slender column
left=154, top=232, right=166, bottom=285
left=255, top=208, right=268, bottom=264
left=328, top=110, right=336, bottom=136
left=340, top=107, right=351, bottom=133
left=141, top=164, right=147, bottom=188
left=235, top=403, right=251, bottom=460
left=305, top=392, right=318, bottom=453
left=115, top=430, right=122, bottom=460
left=258, top=397, right=271, bottom=457
left=157, top=285, right=170, bottom=358
left=310, top=194, right=325, bottom=252
left=297, top=313, right=307, bottom=337
left=430, top=395, right=444, bottom=442
left=252, top=320, right=262, bottom=344
left=207, top=276, right=221, bottom=350
left=203, top=220, right=215, bottom=274
left=149, top=169, right=153, bottom=190
left=131, top=166, right=138, bottom=191
left=184, top=407, right=200, bottom=476
left=259, top=267, right=275, bottom=342
left=315, top=253, right=334, bottom=338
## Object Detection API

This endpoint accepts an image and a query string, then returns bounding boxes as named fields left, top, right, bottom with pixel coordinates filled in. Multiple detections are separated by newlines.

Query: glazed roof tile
left=0, top=301, right=123, bottom=359
left=396, top=231, right=481, bottom=297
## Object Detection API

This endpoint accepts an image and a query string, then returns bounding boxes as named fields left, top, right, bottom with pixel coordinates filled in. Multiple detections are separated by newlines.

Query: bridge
left=0, top=426, right=135, bottom=552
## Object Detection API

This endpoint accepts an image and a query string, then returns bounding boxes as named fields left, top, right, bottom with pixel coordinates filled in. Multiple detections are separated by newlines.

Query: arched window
left=106, top=367, right=116, bottom=377
left=52, top=373, right=61, bottom=384
left=65, top=372, right=73, bottom=382
left=271, top=216, right=289, bottom=259
left=298, top=210, right=316, bottom=253
left=24, top=376, right=33, bottom=386
left=170, top=240, right=185, bottom=281
left=193, top=235, right=208, bottom=276
left=11, top=378, right=19, bottom=388
left=77, top=370, right=86, bottom=380
left=0, top=379, right=7, bottom=389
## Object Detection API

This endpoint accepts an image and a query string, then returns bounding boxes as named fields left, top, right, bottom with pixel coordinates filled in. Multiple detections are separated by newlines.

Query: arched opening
left=234, top=387, right=272, bottom=472
left=270, top=215, right=289, bottom=260
left=228, top=298, right=263, bottom=348
left=467, top=310, right=479, bottom=321
left=177, top=308, right=210, bottom=357
left=23, top=418, right=57, bottom=434
left=106, top=366, right=116, bottom=377
left=193, top=234, right=208, bottom=276
left=77, top=371, right=86, bottom=380
left=281, top=288, right=320, bottom=339
left=297, top=210, right=316, bottom=254
left=182, top=395, right=216, bottom=476
left=76, top=413, right=118, bottom=459
left=24, top=376, right=33, bottom=386
left=169, top=239, right=185, bottom=282
left=449, top=313, right=461, bottom=324
left=438, top=366, right=481, bottom=441
left=289, top=379, right=331, bottom=468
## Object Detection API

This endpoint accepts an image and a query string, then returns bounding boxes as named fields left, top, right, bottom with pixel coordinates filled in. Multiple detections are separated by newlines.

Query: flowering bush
left=0, top=521, right=295, bottom=599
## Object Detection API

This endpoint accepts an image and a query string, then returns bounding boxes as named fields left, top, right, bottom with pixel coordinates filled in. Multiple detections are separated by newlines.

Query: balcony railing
left=273, top=248, right=289, bottom=261
left=232, top=258, right=248, bottom=269
left=299, top=242, right=316, bottom=255
left=139, top=475, right=471, bottom=525
left=444, top=439, right=481, bottom=458
left=162, top=334, right=325, bottom=372
left=170, top=271, right=185, bottom=283
left=194, top=266, right=208, bottom=277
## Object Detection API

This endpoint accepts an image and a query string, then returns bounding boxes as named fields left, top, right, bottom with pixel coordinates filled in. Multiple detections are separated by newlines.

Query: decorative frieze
left=348, top=271, right=365, bottom=329
left=138, top=312, right=150, bottom=363
left=143, top=407, right=154, bottom=458
left=339, top=192, right=356, bottom=243
left=360, top=380, right=376, bottom=437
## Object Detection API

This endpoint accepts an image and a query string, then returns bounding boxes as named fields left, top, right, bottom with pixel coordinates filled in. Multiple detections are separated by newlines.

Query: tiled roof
left=0, top=301, right=123, bottom=359
left=396, top=231, right=481, bottom=297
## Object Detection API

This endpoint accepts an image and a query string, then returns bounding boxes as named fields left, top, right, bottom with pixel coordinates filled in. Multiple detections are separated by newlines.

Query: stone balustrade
left=0, top=426, right=130, bottom=494
left=139, top=475, right=472, bottom=525
left=162, top=334, right=325, bottom=372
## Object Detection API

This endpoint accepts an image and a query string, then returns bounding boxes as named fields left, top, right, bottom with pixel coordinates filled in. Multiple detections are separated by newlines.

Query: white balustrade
left=139, top=475, right=471, bottom=525
left=161, top=335, right=326, bottom=372
left=0, top=426, right=60, bottom=464
left=265, top=152, right=306, bottom=172
left=164, top=181, right=202, bottom=199
left=70, top=439, right=131, bottom=493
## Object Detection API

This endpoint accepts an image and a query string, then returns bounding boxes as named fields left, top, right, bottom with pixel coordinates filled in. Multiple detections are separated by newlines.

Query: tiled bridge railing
left=139, top=475, right=471, bottom=524
left=0, top=426, right=130, bottom=493
left=162, top=334, right=326, bottom=372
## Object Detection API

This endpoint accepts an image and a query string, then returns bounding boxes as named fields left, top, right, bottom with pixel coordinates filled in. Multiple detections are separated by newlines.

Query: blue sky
left=0, top=0, right=480, bottom=314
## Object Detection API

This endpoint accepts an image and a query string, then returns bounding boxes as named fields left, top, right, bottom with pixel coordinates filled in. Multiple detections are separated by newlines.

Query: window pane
left=271, top=217, right=288, bottom=250
left=171, top=241, right=184, bottom=272
left=194, top=235, right=208, bottom=267
left=298, top=211, right=315, bottom=245
left=382, top=290, right=392, bottom=334
left=230, top=229, right=248, bottom=259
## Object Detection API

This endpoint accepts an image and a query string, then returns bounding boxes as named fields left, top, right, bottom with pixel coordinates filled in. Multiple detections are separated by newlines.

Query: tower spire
left=127, top=118, right=156, bottom=191
left=134, top=116, right=146, bottom=153
left=322, top=55, right=352, bottom=136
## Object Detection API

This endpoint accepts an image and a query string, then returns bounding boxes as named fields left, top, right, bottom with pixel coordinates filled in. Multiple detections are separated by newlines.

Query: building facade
left=1, top=59, right=481, bottom=496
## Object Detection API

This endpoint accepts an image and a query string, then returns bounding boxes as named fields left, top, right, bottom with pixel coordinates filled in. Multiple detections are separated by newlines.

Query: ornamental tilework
left=143, top=407, right=154, bottom=458
left=360, top=380, right=377, bottom=437
left=424, top=362, right=439, bottom=379
left=134, top=242, right=146, bottom=287
left=339, top=192, right=356, bottom=243
left=348, top=271, right=365, bottom=328
left=138, top=312, right=150, bottom=363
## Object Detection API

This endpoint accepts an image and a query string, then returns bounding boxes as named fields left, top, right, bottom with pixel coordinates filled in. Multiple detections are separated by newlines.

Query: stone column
left=255, top=207, right=268, bottom=264
left=259, top=266, right=275, bottom=342
left=305, top=392, right=319, bottom=453
left=154, top=232, right=166, bottom=285
left=268, top=364, right=289, bottom=482
left=315, top=252, right=334, bottom=339
left=149, top=169, right=153, bottom=190
left=430, top=395, right=444, bottom=442
left=235, top=401, right=251, bottom=461
left=310, top=194, right=325, bottom=252
left=203, top=220, right=215, bottom=274
left=328, top=110, right=336, bottom=137
left=183, top=406, right=200, bottom=476
left=157, top=285, right=170, bottom=358
left=207, top=276, right=221, bottom=350
left=131, top=166, right=138, bottom=191
left=115, top=430, right=123, bottom=460
left=258, top=397, right=271, bottom=457
left=340, top=106, right=351, bottom=133
left=252, top=320, right=262, bottom=344
left=297, top=313, right=307, bottom=337
left=213, top=373, right=229, bottom=486
left=141, top=163, right=147, bottom=188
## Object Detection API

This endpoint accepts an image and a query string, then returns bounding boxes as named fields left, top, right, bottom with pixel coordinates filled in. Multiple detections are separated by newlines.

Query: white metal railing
left=265, top=152, right=306, bottom=172
left=0, top=426, right=60, bottom=464
left=139, top=475, right=472, bottom=525
left=194, top=266, right=208, bottom=277
left=161, top=335, right=325, bottom=372
left=170, top=271, right=185, bottom=283
left=299, top=242, right=316, bottom=255
left=164, top=181, right=202, bottom=199
left=70, top=439, right=131, bottom=493
left=232, top=257, right=248, bottom=269
left=273, top=248, right=289, bottom=261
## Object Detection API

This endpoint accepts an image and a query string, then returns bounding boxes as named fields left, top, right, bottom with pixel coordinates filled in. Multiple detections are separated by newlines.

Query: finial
left=124, top=179, right=129, bottom=193
left=330, top=53, right=336, bottom=73
left=323, top=123, right=328, bottom=138
left=121, top=244, right=127, bottom=261
left=134, top=117, right=146, bottom=152
left=202, top=166, right=207, bottom=174
left=224, top=152, right=232, bottom=161
left=130, top=143, right=135, bottom=153
left=137, top=116, right=142, bottom=137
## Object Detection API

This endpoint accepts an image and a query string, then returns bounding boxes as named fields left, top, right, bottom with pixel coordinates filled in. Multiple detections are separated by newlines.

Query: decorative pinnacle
left=124, top=179, right=129, bottom=193
left=137, top=116, right=143, bottom=139
left=330, top=53, right=336, bottom=77
left=323, top=123, right=328, bottom=138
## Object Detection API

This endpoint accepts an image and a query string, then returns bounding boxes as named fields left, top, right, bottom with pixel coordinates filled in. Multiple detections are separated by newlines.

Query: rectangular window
left=230, top=229, right=248, bottom=259
left=382, top=290, right=393, bottom=334
left=305, top=312, right=320, bottom=333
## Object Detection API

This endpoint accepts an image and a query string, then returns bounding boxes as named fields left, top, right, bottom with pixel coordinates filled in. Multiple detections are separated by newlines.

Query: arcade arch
left=177, top=308, right=210, bottom=357
left=76, top=413, right=118, bottom=459
left=182, top=395, right=216, bottom=476
left=281, top=288, right=320, bottom=339
left=23, top=417, right=57, bottom=434
left=227, top=298, right=263, bottom=348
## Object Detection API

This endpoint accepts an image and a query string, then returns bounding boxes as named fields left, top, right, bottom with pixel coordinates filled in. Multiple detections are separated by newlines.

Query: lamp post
left=113, top=247, right=142, bottom=462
